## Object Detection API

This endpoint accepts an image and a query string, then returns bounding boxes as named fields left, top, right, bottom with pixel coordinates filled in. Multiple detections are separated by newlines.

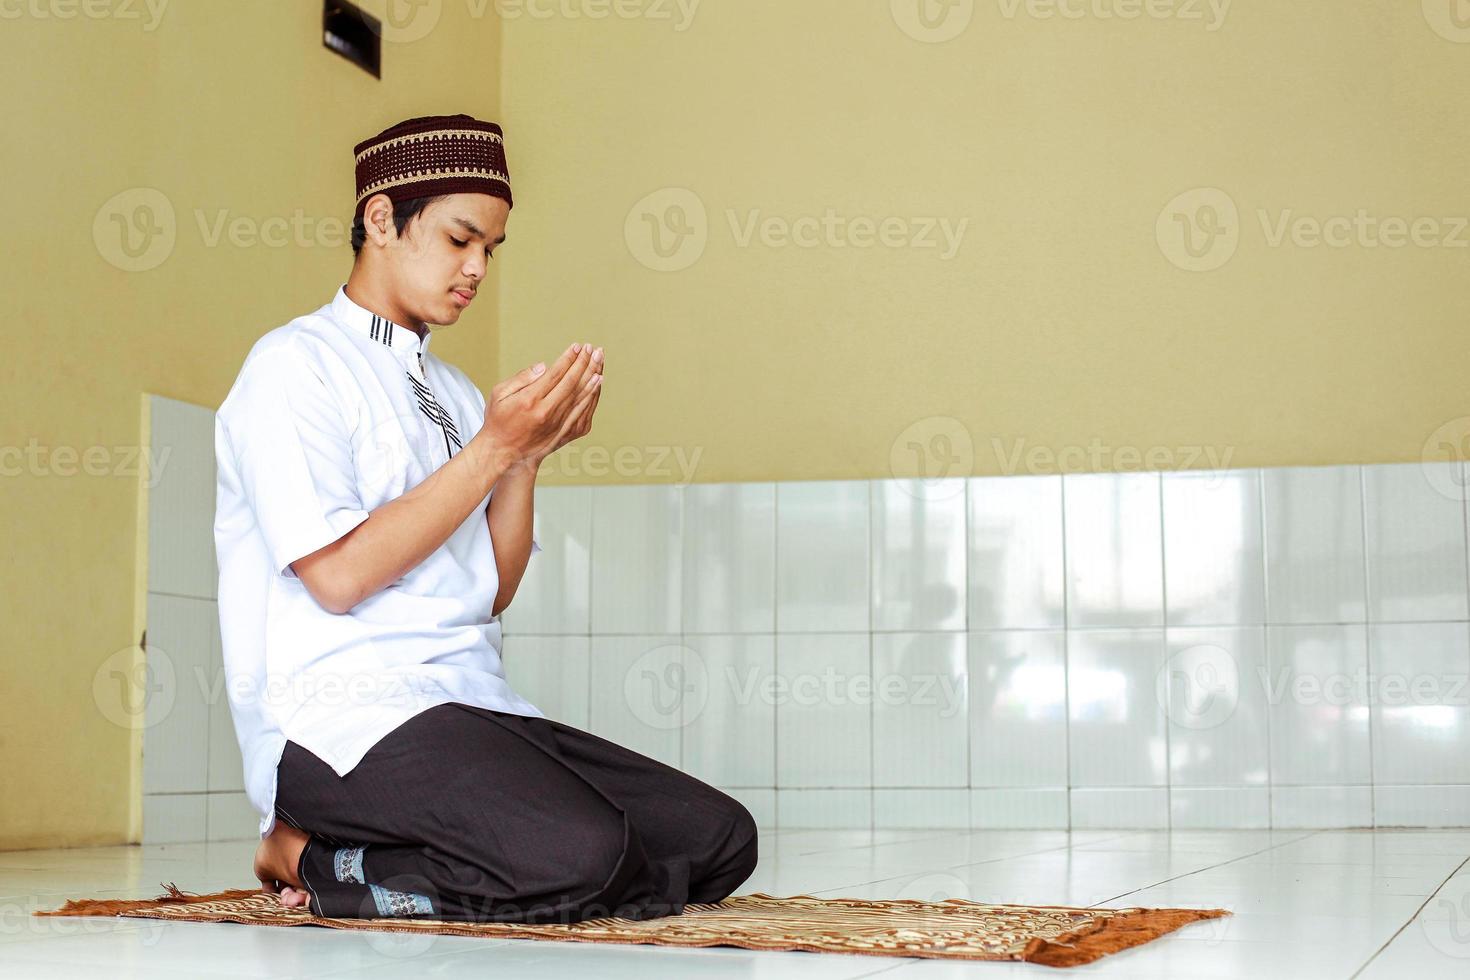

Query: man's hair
left=351, top=194, right=447, bottom=257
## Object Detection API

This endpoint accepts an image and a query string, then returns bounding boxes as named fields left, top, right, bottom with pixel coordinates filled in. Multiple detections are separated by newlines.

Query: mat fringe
left=1024, top=906, right=1232, bottom=967
left=31, top=883, right=265, bottom=917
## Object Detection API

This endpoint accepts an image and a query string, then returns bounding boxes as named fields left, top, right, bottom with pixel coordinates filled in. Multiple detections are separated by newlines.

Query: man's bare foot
left=254, top=821, right=311, bottom=910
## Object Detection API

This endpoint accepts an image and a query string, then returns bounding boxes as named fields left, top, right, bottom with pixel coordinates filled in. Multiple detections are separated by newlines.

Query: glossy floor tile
left=3, top=830, right=1469, bottom=977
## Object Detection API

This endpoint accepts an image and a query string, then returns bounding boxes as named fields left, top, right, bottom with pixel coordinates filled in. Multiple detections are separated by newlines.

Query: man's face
left=386, top=192, right=510, bottom=328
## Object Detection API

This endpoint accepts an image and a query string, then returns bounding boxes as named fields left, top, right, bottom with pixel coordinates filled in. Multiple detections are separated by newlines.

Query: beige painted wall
left=1, top=1, right=504, bottom=849
left=499, top=1, right=1470, bottom=486
left=5, top=1, right=1469, bottom=848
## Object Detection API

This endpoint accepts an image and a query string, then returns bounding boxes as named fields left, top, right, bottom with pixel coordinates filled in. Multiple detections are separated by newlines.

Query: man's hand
left=507, top=344, right=604, bottom=475
left=479, top=343, right=602, bottom=473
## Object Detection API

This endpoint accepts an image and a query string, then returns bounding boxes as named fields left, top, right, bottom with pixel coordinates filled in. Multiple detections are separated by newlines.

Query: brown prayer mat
left=35, top=883, right=1230, bottom=967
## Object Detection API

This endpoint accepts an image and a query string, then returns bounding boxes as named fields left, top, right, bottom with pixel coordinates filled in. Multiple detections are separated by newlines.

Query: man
left=213, top=113, right=757, bottom=923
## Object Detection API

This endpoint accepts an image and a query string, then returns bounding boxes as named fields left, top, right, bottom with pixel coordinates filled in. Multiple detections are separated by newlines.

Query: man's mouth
left=451, top=288, right=475, bottom=306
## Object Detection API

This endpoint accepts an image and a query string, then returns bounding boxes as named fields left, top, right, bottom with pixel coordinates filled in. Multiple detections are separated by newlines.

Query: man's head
left=350, top=191, right=509, bottom=326
left=348, top=113, right=513, bottom=327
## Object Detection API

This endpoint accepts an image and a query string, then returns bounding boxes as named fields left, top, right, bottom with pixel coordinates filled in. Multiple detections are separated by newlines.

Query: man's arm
left=292, top=436, right=513, bottom=614
left=488, top=461, right=539, bottom=617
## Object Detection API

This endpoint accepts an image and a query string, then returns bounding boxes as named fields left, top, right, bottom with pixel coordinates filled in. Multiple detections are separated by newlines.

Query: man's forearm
left=489, top=460, right=539, bottom=617
left=294, top=434, right=514, bottom=614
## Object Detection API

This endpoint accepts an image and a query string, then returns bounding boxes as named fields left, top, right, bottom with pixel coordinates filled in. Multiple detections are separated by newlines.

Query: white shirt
left=214, top=284, right=544, bottom=840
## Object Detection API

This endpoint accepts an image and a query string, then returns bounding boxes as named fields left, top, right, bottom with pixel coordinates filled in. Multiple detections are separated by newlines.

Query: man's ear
left=360, top=193, right=396, bottom=249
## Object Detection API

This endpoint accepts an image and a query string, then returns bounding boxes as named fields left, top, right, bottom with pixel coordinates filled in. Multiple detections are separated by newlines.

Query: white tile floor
left=2, top=829, right=1469, bottom=978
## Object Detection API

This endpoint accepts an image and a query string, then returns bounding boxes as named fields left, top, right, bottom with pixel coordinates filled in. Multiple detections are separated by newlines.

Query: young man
left=213, top=114, right=757, bottom=923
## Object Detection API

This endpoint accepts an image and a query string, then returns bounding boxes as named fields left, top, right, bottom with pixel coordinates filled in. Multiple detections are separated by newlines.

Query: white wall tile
left=1164, top=626, right=1269, bottom=787
left=142, top=793, right=207, bottom=845
left=1170, top=788, right=1270, bottom=829
left=204, top=601, right=243, bottom=793
left=1369, top=622, right=1470, bottom=785
left=587, top=634, right=683, bottom=768
left=148, top=396, right=217, bottom=600
left=777, top=789, right=872, bottom=828
left=970, top=789, right=1069, bottom=829
left=718, top=787, right=776, bottom=829
left=775, top=481, right=869, bottom=632
left=1070, top=788, right=1168, bottom=829
left=1363, top=463, right=1469, bottom=623
left=143, top=593, right=214, bottom=795
left=1266, top=625, right=1371, bottom=785
left=1263, top=466, right=1366, bottom=624
left=968, top=630, right=1067, bottom=787
left=590, top=485, right=681, bottom=634
left=1162, top=470, right=1265, bottom=626
left=1270, top=786, right=1372, bottom=829
left=874, top=789, right=970, bottom=829
left=871, top=479, right=967, bottom=631
left=682, top=483, right=775, bottom=634
left=1064, top=473, right=1164, bottom=627
left=507, top=485, right=591, bottom=634
left=501, top=634, right=591, bottom=730
left=682, top=634, right=775, bottom=788
left=967, top=475, right=1064, bottom=629
left=206, top=791, right=259, bottom=841
left=1374, top=786, right=1470, bottom=828
left=872, top=632, right=967, bottom=787
left=1067, top=629, right=1167, bottom=787
left=775, top=633, right=871, bottom=787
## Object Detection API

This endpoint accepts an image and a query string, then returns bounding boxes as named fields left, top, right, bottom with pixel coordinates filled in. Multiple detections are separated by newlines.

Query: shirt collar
left=331, top=284, right=433, bottom=362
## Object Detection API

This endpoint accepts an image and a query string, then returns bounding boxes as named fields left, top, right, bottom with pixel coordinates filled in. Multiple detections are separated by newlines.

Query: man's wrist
left=464, top=435, right=518, bottom=492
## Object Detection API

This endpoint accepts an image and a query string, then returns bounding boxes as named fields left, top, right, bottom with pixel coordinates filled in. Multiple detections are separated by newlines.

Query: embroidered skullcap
left=353, top=113, right=512, bottom=221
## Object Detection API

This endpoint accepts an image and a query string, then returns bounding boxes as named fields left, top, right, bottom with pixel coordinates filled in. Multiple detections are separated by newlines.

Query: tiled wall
left=140, top=393, right=1470, bottom=836
left=503, top=467, right=1470, bottom=832
left=142, top=396, right=257, bottom=843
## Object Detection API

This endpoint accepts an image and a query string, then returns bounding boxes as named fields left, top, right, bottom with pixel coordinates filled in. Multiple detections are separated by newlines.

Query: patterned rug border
left=34, top=883, right=1232, bottom=967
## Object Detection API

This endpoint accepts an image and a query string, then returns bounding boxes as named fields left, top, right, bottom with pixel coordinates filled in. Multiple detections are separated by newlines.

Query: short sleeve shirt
left=214, top=284, right=544, bottom=839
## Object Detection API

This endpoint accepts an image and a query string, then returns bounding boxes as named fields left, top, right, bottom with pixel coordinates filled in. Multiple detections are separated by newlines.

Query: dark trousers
left=273, top=702, right=759, bottom=923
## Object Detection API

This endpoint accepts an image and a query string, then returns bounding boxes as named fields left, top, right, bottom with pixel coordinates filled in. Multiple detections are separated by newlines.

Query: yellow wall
left=500, top=1, right=1470, bottom=486
left=5, top=1, right=1469, bottom=848
left=1, top=1, right=503, bottom=848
